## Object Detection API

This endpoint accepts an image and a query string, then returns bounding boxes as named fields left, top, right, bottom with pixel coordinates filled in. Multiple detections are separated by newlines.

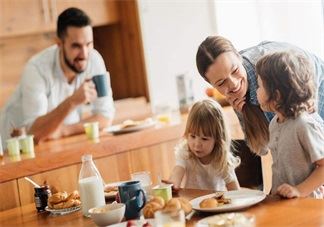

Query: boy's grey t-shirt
left=268, top=113, right=324, bottom=198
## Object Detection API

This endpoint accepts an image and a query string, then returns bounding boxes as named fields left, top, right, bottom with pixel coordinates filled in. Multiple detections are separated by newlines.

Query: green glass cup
left=83, top=122, right=99, bottom=140
left=7, top=138, right=20, bottom=156
left=152, top=184, right=172, bottom=203
left=20, top=135, right=34, bottom=154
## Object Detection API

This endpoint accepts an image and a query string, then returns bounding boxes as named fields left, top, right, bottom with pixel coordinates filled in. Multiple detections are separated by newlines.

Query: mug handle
left=137, top=189, right=146, bottom=210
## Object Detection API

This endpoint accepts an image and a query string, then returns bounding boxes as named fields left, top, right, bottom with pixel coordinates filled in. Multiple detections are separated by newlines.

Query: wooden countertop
left=0, top=189, right=322, bottom=226
left=0, top=120, right=186, bottom=184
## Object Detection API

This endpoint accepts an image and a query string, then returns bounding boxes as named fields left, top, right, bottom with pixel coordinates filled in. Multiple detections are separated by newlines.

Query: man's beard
left=63, top=48, right=86, bottom=74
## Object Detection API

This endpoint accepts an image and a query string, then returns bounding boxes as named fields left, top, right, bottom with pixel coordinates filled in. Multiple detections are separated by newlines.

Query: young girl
left=256, top=51, right=324, bottom=199
left=168, top=99, right=240, bottom=191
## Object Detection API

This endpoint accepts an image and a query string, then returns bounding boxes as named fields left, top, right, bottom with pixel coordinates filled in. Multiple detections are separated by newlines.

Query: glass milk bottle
left=79, top=154, right=105, bottom=217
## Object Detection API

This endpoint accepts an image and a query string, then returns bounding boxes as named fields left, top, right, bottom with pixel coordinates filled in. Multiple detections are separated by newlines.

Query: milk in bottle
left=79, top=154, right=105, bottom=217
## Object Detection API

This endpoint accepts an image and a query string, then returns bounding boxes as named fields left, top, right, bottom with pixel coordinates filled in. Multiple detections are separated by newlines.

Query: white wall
left=138, top=0, right=215, bottom=110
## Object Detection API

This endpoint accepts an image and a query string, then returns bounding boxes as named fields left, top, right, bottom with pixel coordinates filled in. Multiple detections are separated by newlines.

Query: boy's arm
left=277, top=158, right=324, bottom=198
left=296, top=158, right=324, bottom=197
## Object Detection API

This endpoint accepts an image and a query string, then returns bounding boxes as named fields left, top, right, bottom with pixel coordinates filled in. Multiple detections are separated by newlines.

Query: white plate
left=45, top=205, right=81, bottom=215
left=104, top=181, right=128, bottom=199
left=190, top=189, right=266, bottom=213
left=108, top=218, right=154, bottom=227
left=105, top=119, right=156, bottom=134
left=196, top=212, right=255, bottom=227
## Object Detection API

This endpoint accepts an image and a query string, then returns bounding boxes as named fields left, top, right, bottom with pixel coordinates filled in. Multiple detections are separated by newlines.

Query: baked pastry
left=164, top=198, right=192, bottom=215
left=143, top=202, right=163, bottom=218
left=66, top=190, right=80, bottom=201
left=47, top=190, right=81, bottom=209
left=149, top=196, right=165, bottom=208
left=121, top=119, right=140, bottom=129
left=177, top=197, right=192, bottom=214
left=48, top=192, right=68, bottom=204
left=199, top=198, right=218, bottom=208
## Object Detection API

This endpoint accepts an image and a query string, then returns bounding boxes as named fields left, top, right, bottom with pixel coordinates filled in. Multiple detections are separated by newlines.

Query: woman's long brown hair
left=196, top=36, right=269, bottom=154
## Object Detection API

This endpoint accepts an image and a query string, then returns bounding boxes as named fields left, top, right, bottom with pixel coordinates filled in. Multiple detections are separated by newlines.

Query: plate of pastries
left=46, top=190, right=81, bottom=215
left=105, top=118, right=156, bottom=134
left=190, top=189, right=266, bottom=212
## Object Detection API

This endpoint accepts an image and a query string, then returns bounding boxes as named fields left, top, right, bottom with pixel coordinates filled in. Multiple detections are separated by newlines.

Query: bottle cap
left=82, top=154, right=92, bottom=162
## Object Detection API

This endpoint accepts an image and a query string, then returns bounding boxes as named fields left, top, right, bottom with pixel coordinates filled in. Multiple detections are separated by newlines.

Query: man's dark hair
left=57, top=7, right=91, bottom=39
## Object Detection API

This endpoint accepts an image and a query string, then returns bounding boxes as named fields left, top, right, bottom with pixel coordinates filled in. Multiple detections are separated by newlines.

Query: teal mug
left=118, top=181, right=146, bottom=220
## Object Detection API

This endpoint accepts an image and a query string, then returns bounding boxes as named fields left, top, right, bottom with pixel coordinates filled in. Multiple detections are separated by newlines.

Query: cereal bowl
left=88, top=203, right=125, bottom=226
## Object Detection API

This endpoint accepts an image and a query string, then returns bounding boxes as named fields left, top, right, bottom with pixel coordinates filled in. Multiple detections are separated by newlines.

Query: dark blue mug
left=118, top=181, right=146, bottom=220
left=92, top=74, right=108, bottom=97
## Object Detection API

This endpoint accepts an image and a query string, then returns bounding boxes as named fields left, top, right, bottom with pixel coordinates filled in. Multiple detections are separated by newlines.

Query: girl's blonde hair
left=184, top=99, right=240, bottom=176
left=256, top=51, right=315, bottom=118
left=196, top=35, right=269, bottom=154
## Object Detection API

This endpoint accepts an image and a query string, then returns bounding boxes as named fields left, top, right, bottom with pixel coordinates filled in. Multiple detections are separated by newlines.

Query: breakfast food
left=164, top=197, right=192, bottom=214
left=142, top=196, right=192, bottom=218
left=121, top=119, right=141, bottom=129
left=199, top=192, right=231, bottom=208
left=143, top=201, right=164, bottom=218
left=199, top=198, right=218, bottom=208
left=47, top=190, right=81, bottom=209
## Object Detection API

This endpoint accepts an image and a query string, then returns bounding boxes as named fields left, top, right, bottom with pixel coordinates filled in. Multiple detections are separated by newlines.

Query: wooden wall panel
left=96, top=151, right=132, bottom=184
left=0, top=180, right=20, bottom=211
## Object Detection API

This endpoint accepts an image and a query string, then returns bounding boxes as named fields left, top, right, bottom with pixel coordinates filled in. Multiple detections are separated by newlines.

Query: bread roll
left=199, top=198, right=218, bottom=208
left=177, top=197, right=192, bottom=214
left=164, top=198, right=192, bottom=214
left=164, top=198, right=182, bottom=212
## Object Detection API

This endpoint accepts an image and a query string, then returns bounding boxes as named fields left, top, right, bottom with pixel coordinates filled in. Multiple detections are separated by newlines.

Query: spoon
left=24, top=177, right=40, bottom=188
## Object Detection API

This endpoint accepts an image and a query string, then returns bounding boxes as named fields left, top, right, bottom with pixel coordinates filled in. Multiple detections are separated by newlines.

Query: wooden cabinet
left=0, top=0, right=50, bottom=37
left=55, top=0, right=119, bottom=27
left=0, top=0, right=119, bottom=38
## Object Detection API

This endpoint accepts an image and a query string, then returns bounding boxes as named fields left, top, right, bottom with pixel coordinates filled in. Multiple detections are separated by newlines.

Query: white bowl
left=89, top=203, right=125, bottom=226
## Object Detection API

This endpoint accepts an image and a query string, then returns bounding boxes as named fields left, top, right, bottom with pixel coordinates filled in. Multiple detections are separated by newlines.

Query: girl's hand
left=276, top=183, right=301, bottom=199
left=161, top=179, right=179, bottom=194
left=226, top=96, right=246, bottom=112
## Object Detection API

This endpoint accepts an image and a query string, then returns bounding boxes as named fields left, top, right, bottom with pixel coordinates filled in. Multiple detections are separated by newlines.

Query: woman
left=196, top=36, right=324, bottom=154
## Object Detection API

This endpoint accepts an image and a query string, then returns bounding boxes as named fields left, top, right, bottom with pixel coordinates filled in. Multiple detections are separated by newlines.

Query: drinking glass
left=155, top=208, right=185, bottom=227
left=131, top=171, right=152, bottom=195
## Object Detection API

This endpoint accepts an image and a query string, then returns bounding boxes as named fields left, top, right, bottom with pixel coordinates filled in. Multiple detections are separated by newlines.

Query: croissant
left=143, top=202, right=164, bottom=218
left=48, top=192, right=68, bottom=204
left=164, top=198, right=192, bottom=214
left=149, top=196, right=165, bottom=207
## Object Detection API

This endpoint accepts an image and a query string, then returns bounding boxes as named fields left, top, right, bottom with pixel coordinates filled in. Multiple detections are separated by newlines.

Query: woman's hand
left=226, top=96, right=246, bottom=112
left=276, top=183, right=301, bottom=199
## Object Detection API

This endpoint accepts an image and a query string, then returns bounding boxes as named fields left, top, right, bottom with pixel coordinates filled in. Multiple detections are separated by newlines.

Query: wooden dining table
left=0, top=188, right=323, bottom=226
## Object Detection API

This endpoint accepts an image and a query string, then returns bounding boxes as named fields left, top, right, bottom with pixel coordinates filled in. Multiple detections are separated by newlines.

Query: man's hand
left=70, top=80, right=97, bottom=105
left=276, top=183, right=301, bottom=199
left=226, top=96, right=246, bottom=112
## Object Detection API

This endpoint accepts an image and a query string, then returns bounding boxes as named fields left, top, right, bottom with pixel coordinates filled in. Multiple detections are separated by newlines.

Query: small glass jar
left=34, top=186, right=51, bottom=212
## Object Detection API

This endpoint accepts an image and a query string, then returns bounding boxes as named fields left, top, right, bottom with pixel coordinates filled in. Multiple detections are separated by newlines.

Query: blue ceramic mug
left=118, top=181, right=146, bottom=220
left=92, top=74, right=108, bottom=97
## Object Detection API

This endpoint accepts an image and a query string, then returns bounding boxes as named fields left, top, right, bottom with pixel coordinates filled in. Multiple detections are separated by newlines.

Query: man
left=0, top=7, right=115, bottom=146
